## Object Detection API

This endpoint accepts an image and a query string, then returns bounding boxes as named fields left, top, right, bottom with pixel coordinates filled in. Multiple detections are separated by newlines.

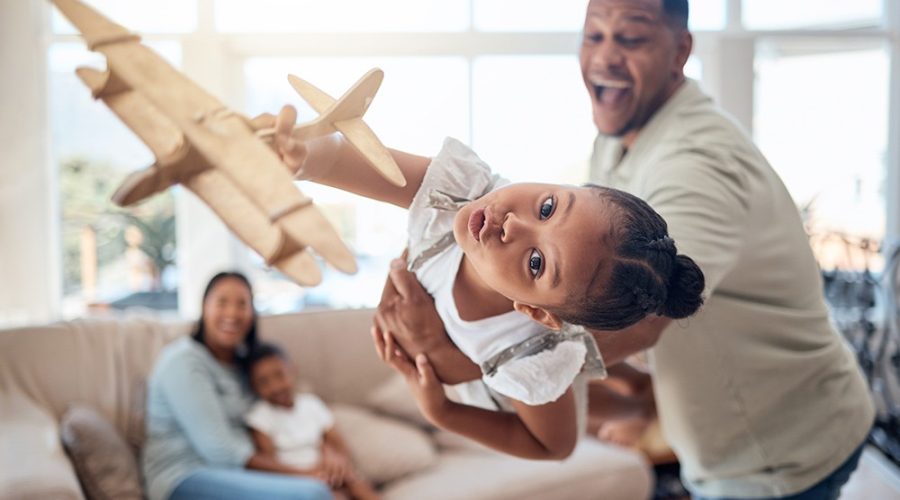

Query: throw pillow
left=331, top=403, right=437, bottom=485
left=59, top=405, right=143, bottom=500
left=365, top=373, right=434, bottom=429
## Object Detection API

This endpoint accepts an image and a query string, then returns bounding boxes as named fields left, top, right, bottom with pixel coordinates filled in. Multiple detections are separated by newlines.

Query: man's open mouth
left=590, top=78, right=632, bottom=107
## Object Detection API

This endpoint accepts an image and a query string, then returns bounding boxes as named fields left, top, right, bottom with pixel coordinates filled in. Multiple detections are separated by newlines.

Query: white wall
left=0, top=1, right=59, bottom=326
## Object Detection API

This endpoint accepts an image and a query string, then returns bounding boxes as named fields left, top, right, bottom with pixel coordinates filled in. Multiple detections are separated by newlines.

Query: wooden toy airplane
left=51, top=0, right=406, bottom=286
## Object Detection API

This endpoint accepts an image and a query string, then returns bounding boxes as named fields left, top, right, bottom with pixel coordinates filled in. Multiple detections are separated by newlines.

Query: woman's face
left=202, top=277, right=254, bottom=353
left=452, top=183, right=615, bottom=310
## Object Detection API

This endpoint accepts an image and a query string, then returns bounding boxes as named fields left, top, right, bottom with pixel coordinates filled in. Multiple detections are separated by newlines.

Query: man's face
left=579, top=0, right=691, bottom=145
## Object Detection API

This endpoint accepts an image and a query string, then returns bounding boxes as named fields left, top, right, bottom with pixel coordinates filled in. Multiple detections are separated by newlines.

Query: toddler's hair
left=245, top=341, right=289, bottom=378
left=549, top=185, right=705, bottom=330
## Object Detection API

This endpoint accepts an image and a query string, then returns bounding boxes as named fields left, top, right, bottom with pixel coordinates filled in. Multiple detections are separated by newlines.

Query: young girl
left=263, top=104, right=704, bottom=460
left=245, top=342, right=380, bottom=500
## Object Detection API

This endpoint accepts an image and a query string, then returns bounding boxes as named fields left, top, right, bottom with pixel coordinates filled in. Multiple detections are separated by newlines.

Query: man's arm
left=373, top=258, right=481, bottom=384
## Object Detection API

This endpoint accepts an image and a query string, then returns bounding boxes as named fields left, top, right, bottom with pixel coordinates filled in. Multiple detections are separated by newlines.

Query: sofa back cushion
left=0, top=309, right=393, bottom=444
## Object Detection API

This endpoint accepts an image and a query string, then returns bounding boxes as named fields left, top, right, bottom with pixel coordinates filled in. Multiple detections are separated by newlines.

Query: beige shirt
left=591, top=80, right=874, bottom=498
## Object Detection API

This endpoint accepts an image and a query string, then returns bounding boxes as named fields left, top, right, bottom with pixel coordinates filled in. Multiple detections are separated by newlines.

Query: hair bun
left=660, top=254, right=705, bottom=319
left=648, top=236, right=676, bottom=255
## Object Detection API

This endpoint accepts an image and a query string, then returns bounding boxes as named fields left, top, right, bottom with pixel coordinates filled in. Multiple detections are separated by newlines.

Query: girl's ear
left=513, top=301, right=563, bottom=331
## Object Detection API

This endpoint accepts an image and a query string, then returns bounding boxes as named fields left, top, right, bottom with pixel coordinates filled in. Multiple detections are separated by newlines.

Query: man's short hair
left=663, top=0, right=689, bottom=30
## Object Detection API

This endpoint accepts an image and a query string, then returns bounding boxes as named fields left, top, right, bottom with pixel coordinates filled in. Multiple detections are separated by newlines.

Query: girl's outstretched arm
left=269, top=105, right=430, bottom=209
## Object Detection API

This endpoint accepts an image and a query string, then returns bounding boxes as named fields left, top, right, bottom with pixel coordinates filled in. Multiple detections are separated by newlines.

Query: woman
left=141, top=272, right=333, bottom=500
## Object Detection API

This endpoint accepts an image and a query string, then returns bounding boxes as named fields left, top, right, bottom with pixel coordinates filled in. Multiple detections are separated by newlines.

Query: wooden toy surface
left=51, top=0, right=406, bottom=285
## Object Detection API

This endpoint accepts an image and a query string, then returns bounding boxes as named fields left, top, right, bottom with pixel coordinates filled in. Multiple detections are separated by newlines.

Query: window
left=215, top=0, right=468, bottom=33
left=44, top=0, right=897, bottom=316
left=52, top=0, right=197, bottom=34
left=50, top=38, right=182, bottom=318
left=754, top=41, right=889, bottom=269
left=743, top=0, right=882, bottom=30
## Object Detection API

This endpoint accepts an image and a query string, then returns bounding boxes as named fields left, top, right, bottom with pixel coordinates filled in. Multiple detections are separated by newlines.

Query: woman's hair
left=191, top=271, right=259, bottom=367
left=549, top=185, right=705, bottom=330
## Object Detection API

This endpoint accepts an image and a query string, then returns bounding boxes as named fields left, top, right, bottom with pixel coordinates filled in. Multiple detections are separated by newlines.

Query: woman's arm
left=156, top=354, right=255, bottom=467
left=268, top=105, right=431, bottom=209
left=375, top=332, right=578, bottom=460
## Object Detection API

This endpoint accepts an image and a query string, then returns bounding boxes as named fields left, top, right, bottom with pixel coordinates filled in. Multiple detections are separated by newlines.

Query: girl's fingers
left=370, top=326, right=386, bottom=360
left=415, top=354, right=439, bottom=387
left=275, top=105, right=297, bottom=142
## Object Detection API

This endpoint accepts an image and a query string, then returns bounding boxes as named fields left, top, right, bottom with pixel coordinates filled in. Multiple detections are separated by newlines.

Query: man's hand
left=372, top=328, right=449, bottom=426
left=373, top=256, right=482, bottom=383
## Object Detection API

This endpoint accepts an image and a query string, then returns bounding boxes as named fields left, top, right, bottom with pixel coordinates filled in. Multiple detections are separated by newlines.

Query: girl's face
left=202, top=277, right=254, bottom=353
left=453, top=184, right=615, bottom=315
left=250, top=356, right=295, bottom=408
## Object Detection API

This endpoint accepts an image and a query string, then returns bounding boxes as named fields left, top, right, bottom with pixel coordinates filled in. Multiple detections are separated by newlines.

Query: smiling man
left=581, top=0, right=874, bottom=499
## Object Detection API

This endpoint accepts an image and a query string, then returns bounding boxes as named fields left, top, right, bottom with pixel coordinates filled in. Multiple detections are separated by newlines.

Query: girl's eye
left=529, top=249, right=543, bottom=278
left=540, top=197, right=554, bottom=220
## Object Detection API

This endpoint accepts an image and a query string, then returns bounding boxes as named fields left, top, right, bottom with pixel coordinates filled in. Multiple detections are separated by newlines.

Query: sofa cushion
left=381, top=439, right=653, bottom=500
left=59, top=405, right=142, bottom=500
left=331, top=403, right=437, bottom=485
left=365, top=373, right=434, bottom=429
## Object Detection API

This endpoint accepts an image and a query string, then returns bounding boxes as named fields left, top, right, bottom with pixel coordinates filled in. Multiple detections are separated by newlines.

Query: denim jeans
left=695, top=443, right=865, bottom=500
left=169, top=468, right=333, bottom=500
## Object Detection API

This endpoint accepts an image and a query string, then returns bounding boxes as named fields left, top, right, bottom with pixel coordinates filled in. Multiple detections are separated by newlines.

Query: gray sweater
left=141, top=337, right=255, bottom=500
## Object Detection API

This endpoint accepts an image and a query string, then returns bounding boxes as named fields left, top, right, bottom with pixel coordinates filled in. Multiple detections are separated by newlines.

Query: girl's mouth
left=468, top=208, right=486, bottom=242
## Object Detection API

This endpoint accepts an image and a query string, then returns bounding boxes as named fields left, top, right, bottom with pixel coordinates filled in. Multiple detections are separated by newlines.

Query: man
left=373, top=1, right=874, bottom=498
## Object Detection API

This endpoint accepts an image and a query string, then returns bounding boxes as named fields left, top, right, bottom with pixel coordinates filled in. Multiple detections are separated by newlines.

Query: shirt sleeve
left=640, top=148, right=751, bottom=295
left=302, top=394, right=335, bottom=432
left=408, top=137, right=505, bottom=252
left=483, top=340, right=586, bottom=406
left=244, top=401, right=272, bottom=433
left=157, top=352, right=254, bottom=467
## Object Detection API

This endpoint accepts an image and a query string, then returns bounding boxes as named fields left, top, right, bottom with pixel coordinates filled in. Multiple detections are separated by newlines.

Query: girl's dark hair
left=245, top=341, right=288, bottom=374
left=550, top=185, right=705, bottom=331
left=192, top=271, right=259, bottom=368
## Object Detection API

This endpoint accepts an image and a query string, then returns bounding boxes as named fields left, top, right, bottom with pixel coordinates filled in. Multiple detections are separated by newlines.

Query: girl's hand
left=372, top=328, right=449, bottom=424
left=272, top=105, right=308, bottom=176
left=318, top=446, right=351, bottom=487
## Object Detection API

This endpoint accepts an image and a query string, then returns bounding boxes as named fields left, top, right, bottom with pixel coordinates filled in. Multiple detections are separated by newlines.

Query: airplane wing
left=76, top=67, right=195, bottom=206
left=334, top=119, right=407, bottom=187
left=52, top=0, right=358, bottom=278
left=286, top=74, right=336, bottom=114
left=184, top=169, right=324, bottom=285
left=288, top=70, right=406, bottom=187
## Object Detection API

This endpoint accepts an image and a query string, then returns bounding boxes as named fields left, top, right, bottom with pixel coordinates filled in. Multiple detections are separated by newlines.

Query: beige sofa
left=0, top=309, right=652, bottom=499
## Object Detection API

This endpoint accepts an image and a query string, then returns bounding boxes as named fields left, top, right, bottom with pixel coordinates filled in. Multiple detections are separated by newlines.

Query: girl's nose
left=501, top=213, right=528, bottom=243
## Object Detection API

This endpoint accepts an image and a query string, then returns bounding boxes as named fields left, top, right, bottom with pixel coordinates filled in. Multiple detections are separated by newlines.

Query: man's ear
left=675, top=31, right=693, bottom=73
left=513, top=301, right=563, bottom=331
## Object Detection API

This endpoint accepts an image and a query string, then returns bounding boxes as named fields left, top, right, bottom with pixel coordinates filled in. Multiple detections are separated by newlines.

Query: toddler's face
left=452, top=183, right=615, bottom=312
left=250, top=356, right=295, bottom=408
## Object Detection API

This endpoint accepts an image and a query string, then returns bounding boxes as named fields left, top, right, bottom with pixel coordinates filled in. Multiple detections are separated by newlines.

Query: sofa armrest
left=0, top=392, right=83, bottom=500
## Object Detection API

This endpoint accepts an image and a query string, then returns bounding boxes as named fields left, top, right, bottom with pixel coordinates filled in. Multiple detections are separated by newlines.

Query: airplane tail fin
left=112, top=166, right=170, bottom=207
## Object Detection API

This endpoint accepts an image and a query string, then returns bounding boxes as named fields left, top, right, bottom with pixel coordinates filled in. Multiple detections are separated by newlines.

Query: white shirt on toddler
left=244, top=393, right=334, bottom=470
